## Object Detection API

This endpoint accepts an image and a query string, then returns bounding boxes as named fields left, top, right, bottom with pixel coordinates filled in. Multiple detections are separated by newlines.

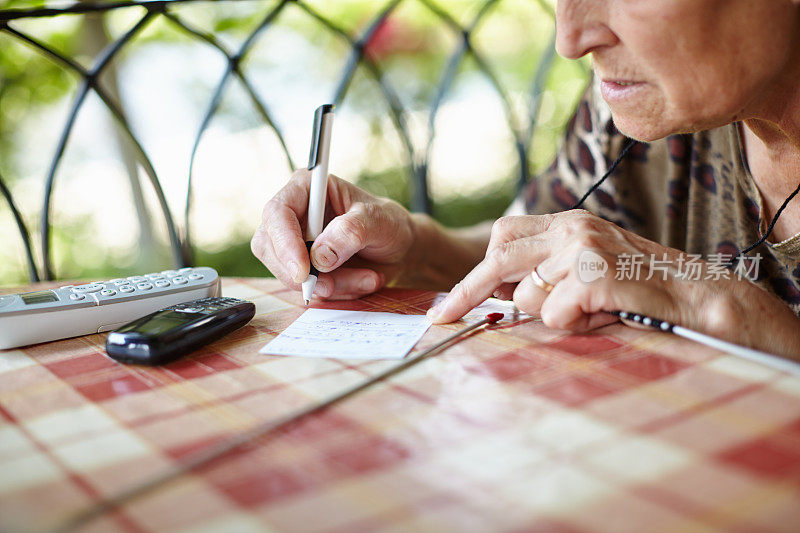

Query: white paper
left=260, top=309, right=431, bottom=360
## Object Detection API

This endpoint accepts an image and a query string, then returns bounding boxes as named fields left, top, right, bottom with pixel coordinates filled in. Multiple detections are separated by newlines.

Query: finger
left=486, top=214, right=557, bottom=255
left=579, top=312, right=619, bottom=331
left=251, top=226, right=300, bottom=290
left=535, top=245, right=577, bottom=283
left=310, top=268, right=385, bottom=300
left=485, top=210, right=593, bottom=255
left=428, top=235, right=554, bottom=323
left=309, top=204, right=370, bottom=272
left=270, top=172, right=385, bottom=280
left=540, top=279, right=618, bottom=331
left=492, top=282, right=517, bottom=300
left=256, top=169, right=313, bottom=282
left=511, top=241, right=614, bottom=319
left=541, top=271, right=670, bottom=332
left=311, top=199, right=411, bottom=272
left=264, top=203, right=311, bottom=283
left=311, top=204, right=373, bottom=272
left=511, top=275, right=549, bottom=317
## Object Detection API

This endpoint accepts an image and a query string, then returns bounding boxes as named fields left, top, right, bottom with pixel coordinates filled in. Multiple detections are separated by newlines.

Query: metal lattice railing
left=0, top=0, right=564, bottom=282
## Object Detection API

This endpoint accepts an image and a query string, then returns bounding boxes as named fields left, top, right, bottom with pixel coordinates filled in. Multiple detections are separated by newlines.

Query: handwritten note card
left=260, top=309, right=431, bottom=360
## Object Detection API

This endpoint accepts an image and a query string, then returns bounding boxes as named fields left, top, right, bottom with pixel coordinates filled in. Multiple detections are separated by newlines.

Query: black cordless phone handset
left=105, top=297, right=255, bottom=365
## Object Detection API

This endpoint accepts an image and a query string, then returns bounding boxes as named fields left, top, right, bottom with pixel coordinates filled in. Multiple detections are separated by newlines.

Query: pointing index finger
left=427, top=261, right=505, bottom=324
left=428, top=236, right=552, bottom=323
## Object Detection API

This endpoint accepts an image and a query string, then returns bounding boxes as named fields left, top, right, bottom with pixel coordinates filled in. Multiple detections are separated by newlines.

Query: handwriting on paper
left=259, top=309, right=431, bottom=360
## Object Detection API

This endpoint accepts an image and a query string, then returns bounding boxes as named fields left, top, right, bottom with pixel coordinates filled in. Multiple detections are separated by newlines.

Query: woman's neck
left=741, top=119, right=800, bottom=243
left=740, top=19, right=800, bottom=243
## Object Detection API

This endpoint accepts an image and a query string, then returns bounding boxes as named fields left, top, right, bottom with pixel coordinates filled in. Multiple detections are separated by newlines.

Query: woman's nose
left=555, top=0, right=618, bottom=59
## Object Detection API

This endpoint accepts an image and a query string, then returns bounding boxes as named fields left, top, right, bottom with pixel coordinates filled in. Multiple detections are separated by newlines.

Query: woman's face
left=556, top=0, right=800, bottom=141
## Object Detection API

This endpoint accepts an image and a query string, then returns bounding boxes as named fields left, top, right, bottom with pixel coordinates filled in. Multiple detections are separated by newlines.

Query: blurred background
left=0, top=0, right=589, bottom=286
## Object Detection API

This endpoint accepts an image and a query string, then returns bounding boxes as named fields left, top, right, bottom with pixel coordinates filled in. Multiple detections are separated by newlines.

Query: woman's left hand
left=426, top=210, right=800, bottom=358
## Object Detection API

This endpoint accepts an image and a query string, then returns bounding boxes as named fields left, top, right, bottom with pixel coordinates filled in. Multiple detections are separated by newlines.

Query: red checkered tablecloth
left=1, top=278, right=799, bottom=532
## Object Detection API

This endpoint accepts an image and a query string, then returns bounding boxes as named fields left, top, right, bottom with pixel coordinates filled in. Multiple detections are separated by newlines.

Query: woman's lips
left=600, top=79, right=646, bottom=102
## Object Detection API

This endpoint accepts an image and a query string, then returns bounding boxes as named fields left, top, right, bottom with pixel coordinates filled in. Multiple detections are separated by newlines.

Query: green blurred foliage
left=0, top=18, right=78, bottom=167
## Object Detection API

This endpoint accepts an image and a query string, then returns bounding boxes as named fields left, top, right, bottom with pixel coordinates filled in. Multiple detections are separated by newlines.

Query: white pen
left=301, top=104, right=335, bottom=305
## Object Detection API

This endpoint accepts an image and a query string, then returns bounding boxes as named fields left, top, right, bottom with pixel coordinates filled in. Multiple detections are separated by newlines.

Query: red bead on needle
left=486, top=312, right=504, bottom=325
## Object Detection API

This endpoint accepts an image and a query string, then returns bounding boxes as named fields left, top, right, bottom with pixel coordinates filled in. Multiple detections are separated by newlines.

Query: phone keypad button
left=69, top=293, right=86, bottom=301
left=72, top=283, right=103, bottom=293
left=172, top=277, right=188, bottom=285
left=100, top=289, right=116, bottom=297
left=119, top=286, right=135, bottom=293
left=188, top=274, right=203, bottom=281
left=161, top=270, right=179, bottom=277
left=146, top=273, right=166, bottom=280
left=155, top=280, right=170, bottom=288
left=127, top=276, right=146, bottom=283
left=179, top=267, right=193, bottom=273
left=137, top=283, right=153, bottom=291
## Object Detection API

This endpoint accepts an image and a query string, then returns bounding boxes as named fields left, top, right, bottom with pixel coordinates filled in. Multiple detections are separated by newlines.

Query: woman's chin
left=609, top=117, right=672, bottom=142
left=610, top=100, right=736, bottom=141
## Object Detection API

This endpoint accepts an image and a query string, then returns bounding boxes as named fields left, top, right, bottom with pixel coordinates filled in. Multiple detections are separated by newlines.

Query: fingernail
left=493, top=289, right=502, bottom=299
left=315, top=278, right=331, bottom=296
left=312, top=245, right=337, bottom=268
left=359, top=275, right=377, bottom=292
left=288, top=261, right=300, bottom=282
left=427, top=303, right=441, bottom=319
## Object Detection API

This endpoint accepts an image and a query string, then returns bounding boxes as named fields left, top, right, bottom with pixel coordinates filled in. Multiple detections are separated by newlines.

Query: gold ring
left=530, top=267, right=555, bottom=294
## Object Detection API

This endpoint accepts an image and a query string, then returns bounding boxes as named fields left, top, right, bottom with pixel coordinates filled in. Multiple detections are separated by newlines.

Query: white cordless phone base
left=0, top=267, right=221, bottom=350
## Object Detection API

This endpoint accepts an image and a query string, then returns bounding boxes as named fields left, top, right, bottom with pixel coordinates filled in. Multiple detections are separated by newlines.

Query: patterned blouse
left=510, top=80, right=800, bottom=317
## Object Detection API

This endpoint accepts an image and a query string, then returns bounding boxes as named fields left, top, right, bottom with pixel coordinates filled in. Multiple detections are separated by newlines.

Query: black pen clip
left=308, top=104, right=335, bottom=169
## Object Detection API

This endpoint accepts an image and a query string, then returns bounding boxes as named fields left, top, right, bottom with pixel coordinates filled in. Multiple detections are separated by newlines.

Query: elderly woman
left=251, top=0, right=800, bottom=358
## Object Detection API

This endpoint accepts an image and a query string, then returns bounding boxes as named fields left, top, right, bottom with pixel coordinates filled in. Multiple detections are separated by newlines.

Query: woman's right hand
left=251, top=169, right=416, bottom=300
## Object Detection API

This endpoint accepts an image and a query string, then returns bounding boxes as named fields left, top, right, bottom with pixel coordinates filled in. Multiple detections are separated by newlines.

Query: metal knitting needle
left=612, top=310, right=800, bottom=377
left=54, top=313, right=504, bottom=533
